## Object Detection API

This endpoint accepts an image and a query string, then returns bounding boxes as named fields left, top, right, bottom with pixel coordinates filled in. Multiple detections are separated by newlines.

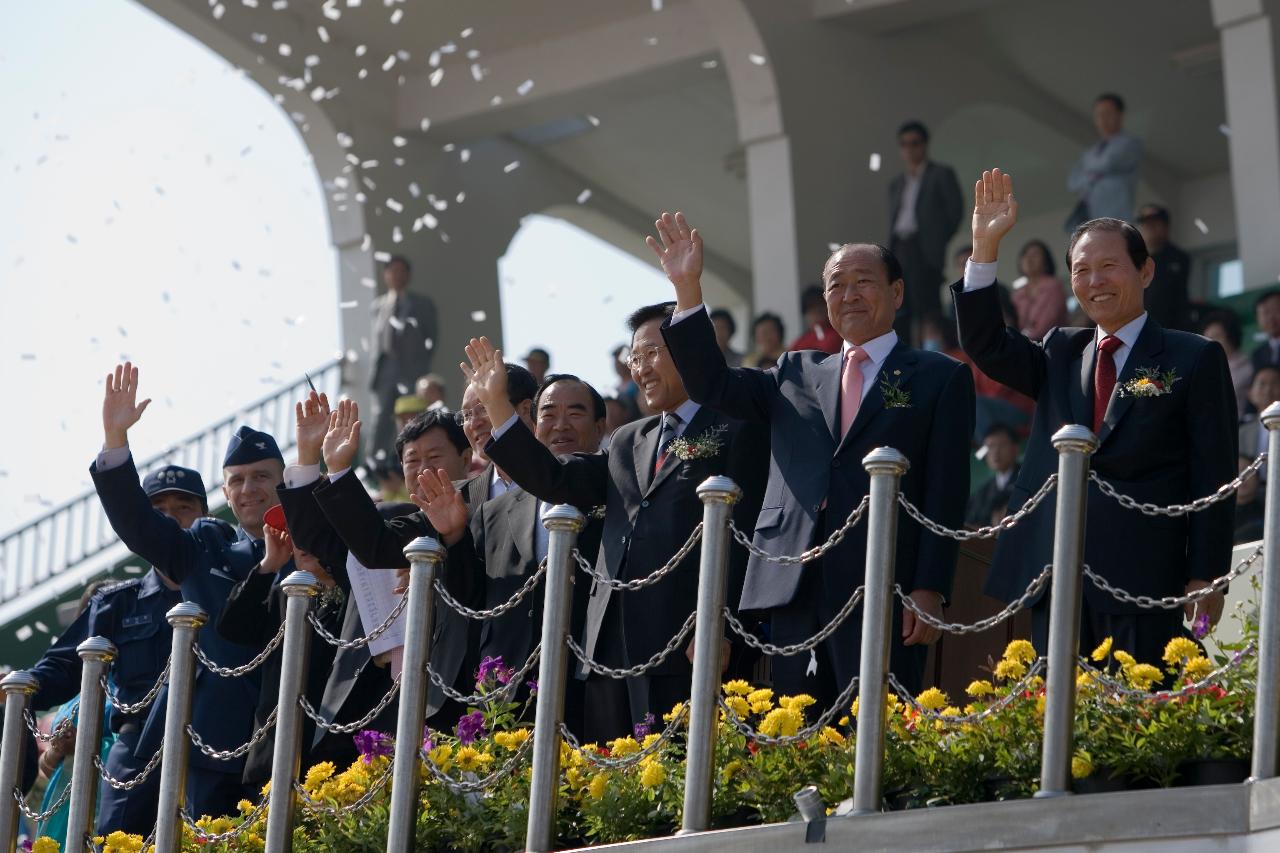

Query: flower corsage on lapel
left=668, top=424, right=728, bottom=461
left=879, top=370, right=912, bottom=409
left=1119, top=366, right=1179, bottom=398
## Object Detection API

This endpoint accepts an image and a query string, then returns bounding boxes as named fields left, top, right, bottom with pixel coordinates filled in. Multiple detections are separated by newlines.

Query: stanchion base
left=1033, top=789, right=1072, bottom=799
left=675, top=827, right=701, bottom=837
left=848, top=808, right=878, bottom=816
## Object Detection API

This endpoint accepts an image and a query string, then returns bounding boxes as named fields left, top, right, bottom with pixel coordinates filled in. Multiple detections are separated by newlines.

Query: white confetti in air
left=1194, top=218, right=1209, bottom=234
left=340, top=300, right=359, bottom=309
left=422, top=213, right=438, bottom=229
left=15, top=626, right=32, bottom=642
left=461, top=27, right=474, bottom=38
left=278, top=43, right=292, bottom=57
left=586, top=114, right=601, bottom=127
left=393, top=135, right=407, bottom=147
left=374, top=250, right=392, bottom=262
left=1219, top=124, right=1231, bottom=137
left=429, top=50, right=440, bottom=67
left=504, top=161, right=520, bottom=173
left=424, top=338, right=434, bottom=350
left=243, top=0, right=258, bottom=7
left=466, top=49, right=480, bottom=60
left=213, top=4, right=226, bottom=19
left=460, top=148, right=471, bottom=163
left=251, top=33, right=269, bottom=44
left=470, top=310, right=487, bottom=322
left=34, top=621, right=48, bottom=634
left=317, top=25, right=330, bottom=42
left=455, top=191, right=466, bottom=203
left=358, top=69, right=369, bottom=80
left=471, top=63, right=485, bottom=82
left=490, top=95, right=504, bottom=106
left=869, top=153, right=881, bottom=172
left=355, top=44, right=367, bottom=57
left=441, top=42, right=458, bottom=54
left=517, top=79, right=535, bottom=96
left=409, top=181, right=421, bottom=197
left=646, top=37, right=659, bottom=46
left=305, top=55, right=320, bottom=67
left=386, top=198, right=404, bottom=213
left=577, top=189, right=592, bottom=204
left=273, top=0, right=287, bottom=9
left=390, top=8, right=403, bottom=24
left=392, top=226, right=403, bottom=243
left=336, top=132, right=354, bottom=148
left=828, top=243, right=842, bottom=252
left=347, top=0, right=360, bottom=6
left=383, top=55, right=397, bottom=72
left=420, top=117, right=432, bottom=132
left=361, top=233, right=372, bottom=251
left=652, top=0, right=663, bottom=9
left=430, top=68, right=444, bottom=87
left=396, top=383, right=409, bottom=395
left=346, top=349, right=359, bottom=362
left=748, top=53, right=767, bottom=66
left=702, top=59, right=718, bottom=69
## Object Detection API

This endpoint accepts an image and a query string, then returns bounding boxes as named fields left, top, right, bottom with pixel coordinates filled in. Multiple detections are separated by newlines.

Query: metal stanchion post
left=851, top=447, right=908, bottom=815
left=264, top=571, right=319, bottom=853
left=525, top=505, right=586, bottom=853
left=680, top=476, right=742, bottom=835
left=63, top=637, right=116, bottom=853
left=1036, top=424, right=1097, bottom=798
left=0, top=672, right=39, bottom=853
left=1253, top=402, right=1280, bottom=779
left=154, top=603, right=208, bottom=853
left=385, top=537, right=445, bottom=853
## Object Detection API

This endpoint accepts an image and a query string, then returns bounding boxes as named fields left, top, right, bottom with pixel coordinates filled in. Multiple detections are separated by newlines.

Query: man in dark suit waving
left=655, top=212, right=974, bottom=703
left=953, top=169, right=1237, bottom=665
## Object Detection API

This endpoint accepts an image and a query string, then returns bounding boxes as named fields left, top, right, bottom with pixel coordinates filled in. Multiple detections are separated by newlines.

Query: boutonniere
left=879, top=370, right=912, bottom=409
left=1119, top=367, right=1179, bottom=398
left=318, top=584, right=346, bottom=611
left=668, top=424, right=728, bottom=461
left=589, top=504, right=607, bottom=520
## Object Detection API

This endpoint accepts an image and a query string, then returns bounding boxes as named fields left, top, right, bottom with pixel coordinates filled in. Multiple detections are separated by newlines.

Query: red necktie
left=1093, top=335, right=1122, bottom=435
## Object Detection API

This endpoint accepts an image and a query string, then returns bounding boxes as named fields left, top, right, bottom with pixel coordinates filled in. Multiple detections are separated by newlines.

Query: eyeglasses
left=454, top=405, right=488, bottom=426
left=626, top=345, right=668, bottom=371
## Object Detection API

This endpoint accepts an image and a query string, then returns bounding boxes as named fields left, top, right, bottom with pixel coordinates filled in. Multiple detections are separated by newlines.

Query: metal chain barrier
left=292, top=756, right=394, bottom=817
left=427, top=644, right=541, bottom=707
left=894, top=566, right=1052, bottom=635
left=899, top=474, right=1058, bottom=541
left=1077, top=641, right=1257, bottom=701
left=434, top=561, right=547, bottom=621
left=887, top=660, right=1048, bottom=725
left=95, top=745, right=164, bottom=791
left=180, top=797, right=268, bottom=845
left=187, top=707, right=278, bottom=761
left=559, top=704, right=689, bottom=770
left=100, top=660, right=170, bottom=716
left=718, top=675, right=861, bottom=747
left=1089, top=451, right=1266, bottom=517
left=193, top=621, right=285, bottom=677
left=729, top=496, right=871, bottom=565
left=573, top=523, right=703, bottom=591
left=24, top=707, right=76, bottom=744
left=299, top=677, right=401, bottom=735
left=722, top=586, right=865, bottom=657
left=308, top=588, right=409, bottom=650
left=566, top=612, right=696, bottom=679
left=14, top=781, right=72, bottom=823
left=420, top=733, right=534, bottom=793
left=1083, top=545, right=1263, bottom=610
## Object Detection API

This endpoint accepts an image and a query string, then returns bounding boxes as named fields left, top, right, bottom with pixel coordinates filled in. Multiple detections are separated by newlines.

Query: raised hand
left=461, top=337, right=515, bottom=425
left=103, top=362, right=152, bottom=449
left=644, top=211, right=704, bottom=311
left=295, top=390, right=331, bottom=466
left=259, top=523, right=294, bottom=575
left=970, top=168, right=1019, bottom=263
left=409, top=468, right=468, bottom=545
left=322, top=399, right=362, bottom=473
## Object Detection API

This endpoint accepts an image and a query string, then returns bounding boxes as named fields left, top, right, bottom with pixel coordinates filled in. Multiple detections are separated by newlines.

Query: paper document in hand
left=346, top=553, right=406, bottom=659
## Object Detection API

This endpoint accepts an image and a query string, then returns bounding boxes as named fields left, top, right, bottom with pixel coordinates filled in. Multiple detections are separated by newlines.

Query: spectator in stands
left=610, top=344, right=642, bottom=420
left=1239, top=365, right=1280, bottom=461
left=370, top=255, right=439, bottom=462
left=966, top=424, right=1021, bottom=528
left=1067, top=93, right=1143, bottom=225
left=415, top=373, right=448, bottom=411
left=1251, top=290, right=1280, bottom=374
left=524, top=347, right=551, bottom=386
left=1137, top=204, right=1192, bottom=332
left=790, top=285, right=842, bottom=354
left=745, top=312, right=786, bottom=369
left=393, top=393, right=426, bottom=432
left=709, top=308, right=744, bottom=367
left=602, top=396, right=632, bottom=444
left=953, top=243, right=1019, bottom=328
left=1200, top=310, right=1252, bottom=417
left=922, top=313, right=1033, bottom=440
left=888, top=120, right=963, bottom=344
left=1010, top=239, right=1068, bottom=341
left=1234, top=454, right=1265, bottom=544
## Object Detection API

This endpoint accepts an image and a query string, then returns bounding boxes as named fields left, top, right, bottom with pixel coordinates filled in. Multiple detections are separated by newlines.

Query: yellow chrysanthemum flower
left=747, top=688, right=774, bottom=714
left=427, top=743, right=454, bottom=772
left=453, top=746, right=494, bottom=774
left=817, top=726, right=846, bottom=746
left=779, top=694, right=816, bottom=713
left=1077, top=669, right=1097, bottom=693
left=32, top=839, right=60, bottom=853
left=758, top=707, right=802, bottom=738
left=1071, top=750, right=1094, bottom=780
left=608, top=736, right=640, bottom=758
left=587, top=772, right=608, bottom=800
left=838, top=716, right=849, bottom=726
left=1090, top=636, right=1113, bottom=661
left=100, top=831, right=147, bottom=853
left=303, top=761, right=336, bottom=791
left=994, top=658, right=1027, bottom=681
left=663, top=702, right=686, bottom=723
left=1003, top=639, right=1036, bottom=665
left=639, top=760, right=666, bottom=788
left=641, top=733, right=661, bottom=750
left=1126, top=663, right=1163, bottom=691
left=724, top=695, right=750, bottom=718
left=915, top=687, right=949, bottom=711
left=1113, top=649, right=1136, bottom=668
left=1162, top=637, right=1200, bottom=667
left=494, top=728, right=531, bottom=752
left=259, top=780, right=272, bottom=798
left=723, top=679, right=752, bottom=696
left=1184, top=656, right=1213, bottom=680
left=965, top=679, right=995, bottom=698
left=721, top=759, right=743, bottom=778
left=1035, top=694, right=1046, bottom=716
left=237, top=799, right=254, bottom=814
left=566, top=766, right=585, bottom=791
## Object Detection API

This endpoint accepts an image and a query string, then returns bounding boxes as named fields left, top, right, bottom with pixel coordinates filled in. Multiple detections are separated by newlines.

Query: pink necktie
left=840, top=346, right=870, bottom=436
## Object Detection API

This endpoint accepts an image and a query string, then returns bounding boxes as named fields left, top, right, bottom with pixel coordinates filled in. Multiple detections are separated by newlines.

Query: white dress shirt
left=893, top=167, right=924, bottom=238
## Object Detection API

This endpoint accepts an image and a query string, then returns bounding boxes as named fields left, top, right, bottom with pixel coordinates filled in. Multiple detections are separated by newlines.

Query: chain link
left=292, top=756, right=394, bottom=816
left=887, top=660, right=1048, bottom=725
left=1089, top=452, right=1266, bottom=517
left=14, top=781, right=71, bottom=823
left=723, top=586, right=864, bottom=657
left=894, top=566, right=1051, bottom=635
left=1077, top=641, right=1256, bottom=700
left=308, top=588, right=409, bottom=650
left=194, top=620, right=285, bottom=677
left=299, top=677, right=401, bottom=735
left=434, top=561, right=546, bottom=621
left=718, top=675, right=860, bottom=746
left=187, top=707, right=278, bottom=761
left=1083, top=545, right=1263, bottom=610
left=426, top=644, right=541, bottom=707
left=730, top=495, right=871, bottom=565
left=420, top=734, right=533, bottom=793
left=100, top=660, right=170, bottom=716
left=180, top=797, right=268, bottom=845
left=25, top=707, right=76, bottom=744
left=95, top=745, right=164, bottom=791
left=573, top=524, right=703, bottom=591
left=566, top=612, right=696, bottom=679
left=559, top=704, right=689, bottom=769
left=899, top=474, right=1058, bottom=541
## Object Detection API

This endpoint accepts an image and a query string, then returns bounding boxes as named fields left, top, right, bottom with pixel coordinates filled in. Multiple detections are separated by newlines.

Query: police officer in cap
left=27, top=465, right=203, bottom=835
left=90, top=363, right=292, bottom=820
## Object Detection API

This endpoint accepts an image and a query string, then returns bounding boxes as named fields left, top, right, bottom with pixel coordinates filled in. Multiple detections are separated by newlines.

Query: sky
left=0, top=0, right=670, bottom=536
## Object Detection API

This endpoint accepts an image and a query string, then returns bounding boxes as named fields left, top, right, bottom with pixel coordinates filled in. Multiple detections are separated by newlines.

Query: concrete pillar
left=1213, top=0, right=1280, bottom=291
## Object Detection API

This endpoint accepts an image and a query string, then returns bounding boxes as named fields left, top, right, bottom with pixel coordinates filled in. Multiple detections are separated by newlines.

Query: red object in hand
left=264, top=505, right=287, bottom=532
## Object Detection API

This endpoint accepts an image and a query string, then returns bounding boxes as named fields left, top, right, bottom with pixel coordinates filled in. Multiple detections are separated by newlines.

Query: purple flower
left=476, top=655, right=513, bottom=686
left=526, top=679, right=539, bottom=696
left=422, top=727, right=434, bottom=752
left=633, top=712, right=656, bottom=739
left=1192, top=612, right=1211, bottom=640
left=456, top=710, right=487, bottom=745
left=353, top=729, right=393, bottom=764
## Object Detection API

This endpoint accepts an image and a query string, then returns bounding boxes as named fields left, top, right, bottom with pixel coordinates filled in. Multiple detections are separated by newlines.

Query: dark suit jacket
left=370, top=290, right=438, bottom=390
left=953, top=280, right=1238, bottom=612
left=662, top=310, right=973, bottom=619
left=888, top=161, right=964, bottom=266
left=1251, top=340, right=1280, bottom=376
left=1146, top=244, right=1192, bottom=332
left=966, top=465, right=1021, bottom=528
left=311, top=469, right=486, bottom=716
left=484, top=413, right=768, bottom=677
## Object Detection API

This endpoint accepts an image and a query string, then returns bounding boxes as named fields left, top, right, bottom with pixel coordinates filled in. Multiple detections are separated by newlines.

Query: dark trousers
left=890, top=234, right=943, bottom=345
left=1031, top=597, right=1188, bottom=671
left=581, top=672, right=691, bottom=743
left=187, top=765, right=247, bottom=821
left=97, top=728, right=158, bottom=836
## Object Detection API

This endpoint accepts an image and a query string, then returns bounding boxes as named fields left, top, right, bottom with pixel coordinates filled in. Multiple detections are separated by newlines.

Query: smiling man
left=954, top=169, right=1237, bottom=666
